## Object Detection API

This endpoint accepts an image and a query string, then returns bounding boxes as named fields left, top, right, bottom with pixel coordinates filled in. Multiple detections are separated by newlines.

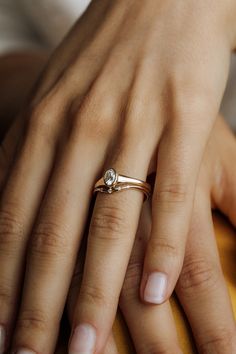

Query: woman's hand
left=67, top=117, right=236, bottom=353
left=0, top=115, right=235, bottom=354
left=67, top=199, right=182, bottom=354
left=0, top=0, right=235, bottom=352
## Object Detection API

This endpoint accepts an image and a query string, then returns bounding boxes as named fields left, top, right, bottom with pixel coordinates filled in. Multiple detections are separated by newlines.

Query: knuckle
left=70, top=89, right=115, bottom=140
left=120, top=117, right=154, bottom=151
left=154, top=182, right=188, bottom=212
left=175, top=92, right=207, bottom=118
left=199, top=328, right=236, bottom=354
left=178, top=256, right=220, bottom=294
left=154, top=183, right=188, bottom=210
left=0, top=206, right=25, bottom=253
left=30, top=221, right=71, bottom=258
left=90, top=205, right=129, bottom=241
left=122, top=96, right=156, bottom=143
left=17, top=309, right=50, bottom=332
left=149, top=237, right=179, bottom=259
left=169, top=74, right=215, bottom=120
left=27, top=103, right=51, bottom=131
left=79, top=283, right=115, bottom=309
left=25, top=96, right=60, bottom=145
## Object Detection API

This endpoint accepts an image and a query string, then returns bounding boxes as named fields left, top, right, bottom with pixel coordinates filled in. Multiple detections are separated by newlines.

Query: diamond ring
left=93, top=168, right=152, bottom=200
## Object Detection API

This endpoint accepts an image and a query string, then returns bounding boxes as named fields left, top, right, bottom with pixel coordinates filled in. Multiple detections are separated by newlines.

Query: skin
left=67, top=116, right=236, bottom=354
left=0, top=0, right=235, bottom=352
left=0, top=109, right=236, bottom=354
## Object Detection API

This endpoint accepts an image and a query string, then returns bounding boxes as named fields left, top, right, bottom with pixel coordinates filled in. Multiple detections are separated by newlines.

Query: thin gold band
left=93, top=168, right=152, bottom=200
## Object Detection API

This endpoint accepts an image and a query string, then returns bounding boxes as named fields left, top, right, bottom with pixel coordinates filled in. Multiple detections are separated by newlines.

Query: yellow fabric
left=113, top=214, right=236, bottom=353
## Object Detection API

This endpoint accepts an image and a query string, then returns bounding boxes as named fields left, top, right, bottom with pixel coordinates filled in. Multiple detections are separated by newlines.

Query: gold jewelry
left=93, top=168, right=152, bottom=200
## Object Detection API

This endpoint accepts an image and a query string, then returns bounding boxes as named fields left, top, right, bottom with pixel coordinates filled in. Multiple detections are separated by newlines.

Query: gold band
left=93, top=168, right=152, bottom=200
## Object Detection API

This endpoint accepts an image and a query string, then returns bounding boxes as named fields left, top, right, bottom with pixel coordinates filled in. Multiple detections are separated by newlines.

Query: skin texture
left=1, top=115, right=235, bottom=354
left=67, top=117, right=236, bottom=354
left=0, top=0, right=235, bottom=353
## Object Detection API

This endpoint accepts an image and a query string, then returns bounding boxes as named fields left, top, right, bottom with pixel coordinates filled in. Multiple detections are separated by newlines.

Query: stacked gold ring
left=93, top=168, right=152, bottom=200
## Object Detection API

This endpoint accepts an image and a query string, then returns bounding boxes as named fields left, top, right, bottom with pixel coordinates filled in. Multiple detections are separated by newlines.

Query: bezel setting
left=103, top=168, right=117, bottom=187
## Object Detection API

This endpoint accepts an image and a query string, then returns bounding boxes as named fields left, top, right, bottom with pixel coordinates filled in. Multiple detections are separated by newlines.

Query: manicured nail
left=144, top=272, right=167, bottom=304
left=69, top=323, right=96, bottom=354
left=0, top=325, right=6, bottom=354
left=15, top=350, right=36, bottom=354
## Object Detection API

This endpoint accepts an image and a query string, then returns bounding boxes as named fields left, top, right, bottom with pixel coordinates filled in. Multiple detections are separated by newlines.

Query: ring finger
left=67, top=239, right=119, bottom=354
left=69, top=129, right=154, bottom=353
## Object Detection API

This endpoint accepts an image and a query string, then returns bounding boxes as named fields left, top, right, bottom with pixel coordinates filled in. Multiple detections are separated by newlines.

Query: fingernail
left=15, top=350, right=36, bottom=354
left=69, top=323, right=96, bottom=354
left=144, top=272, right=167, bottom=304
left=0, top=325, right=6, bottom=354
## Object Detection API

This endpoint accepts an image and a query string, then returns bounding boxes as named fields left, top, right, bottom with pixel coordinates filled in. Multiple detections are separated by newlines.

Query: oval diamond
left=104, top=168, right=117, bottom=187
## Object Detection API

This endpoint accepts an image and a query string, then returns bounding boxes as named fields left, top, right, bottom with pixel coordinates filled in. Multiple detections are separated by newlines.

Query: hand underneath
left=0, top=0, right=235, bottom=353
left=67, top=117, right=236, bottom=353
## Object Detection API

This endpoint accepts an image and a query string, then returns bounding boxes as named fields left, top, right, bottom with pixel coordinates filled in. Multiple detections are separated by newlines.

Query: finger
left=120, top=200, right=182, bottom=353
left=67, top=250, right=119, bottom=354
left=0, top=98, right=65, bottom=353
left=141, top=115, right=213, bottom=304
left=176, top=189, right=236, bottom=353
left=11, top=126, right=106, bottom=354
left=0, top=116, right=25, bottom=354
left=69, top=129, right=154, bottom=353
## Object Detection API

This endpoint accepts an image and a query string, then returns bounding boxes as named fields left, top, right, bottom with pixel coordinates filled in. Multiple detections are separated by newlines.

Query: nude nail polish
left=0, top=325, right=6, bottom=354
left=144, top=272, right=167, bottom=304
left=15, top=349, right=36, bottom=354
left=69, top=323, right=96, bottom=354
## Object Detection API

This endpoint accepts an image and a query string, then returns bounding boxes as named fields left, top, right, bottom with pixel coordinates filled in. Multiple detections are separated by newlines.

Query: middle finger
left=11, top=131, right=106, bottom=353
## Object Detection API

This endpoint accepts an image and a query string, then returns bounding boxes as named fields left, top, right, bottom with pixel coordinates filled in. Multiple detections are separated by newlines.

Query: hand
left=67, top=117, right=236, bottom=353
left=67, top=199, right=182, bottom=353
left=0, top=0, right=235, bottom=353
left=0, top=115, right=235, bottom=354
